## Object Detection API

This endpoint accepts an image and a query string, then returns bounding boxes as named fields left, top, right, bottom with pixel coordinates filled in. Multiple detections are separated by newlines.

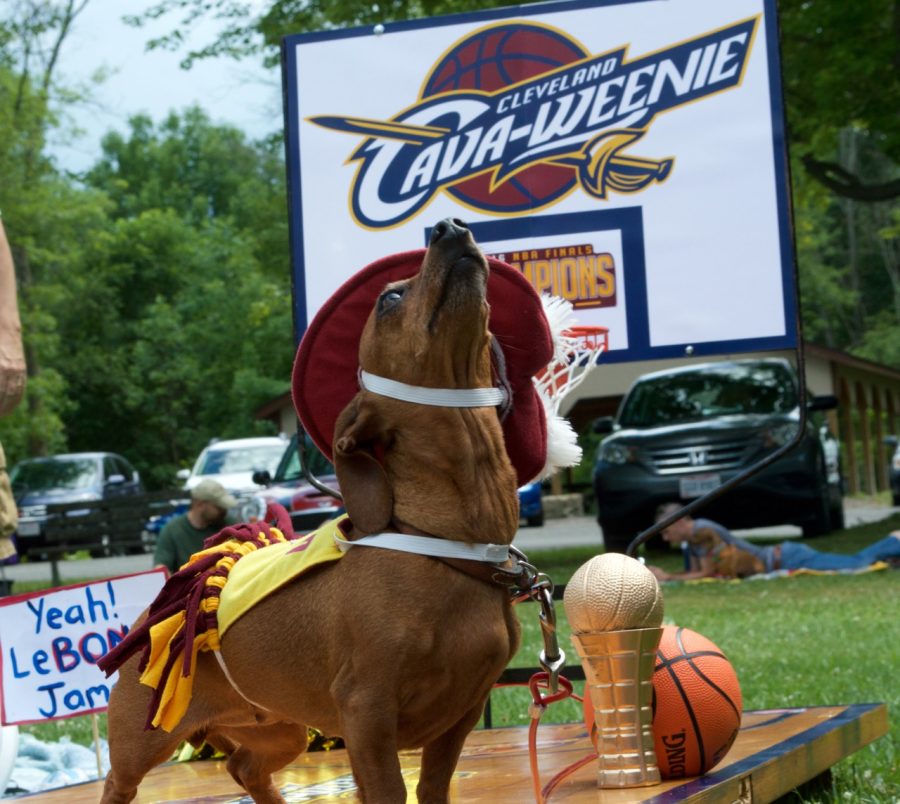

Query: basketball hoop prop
left=533, top=324, right=609, bottom=414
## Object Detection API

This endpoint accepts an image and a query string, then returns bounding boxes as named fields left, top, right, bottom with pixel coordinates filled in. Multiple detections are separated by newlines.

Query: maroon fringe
left=97, top=503, right=296, bottom=729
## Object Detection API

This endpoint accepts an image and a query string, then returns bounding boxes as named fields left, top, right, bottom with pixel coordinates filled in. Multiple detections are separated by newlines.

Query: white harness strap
left=359, top=370, right=507, bottom=408
left=335, top=531, right=510, bottom=563
left=213, top=533, right=508, bottom=708
left=214, top=651, right=272, bottom=712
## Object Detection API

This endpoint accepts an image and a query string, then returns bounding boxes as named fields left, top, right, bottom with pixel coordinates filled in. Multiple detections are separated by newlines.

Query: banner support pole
left=91, top=712, right=103, bottom=778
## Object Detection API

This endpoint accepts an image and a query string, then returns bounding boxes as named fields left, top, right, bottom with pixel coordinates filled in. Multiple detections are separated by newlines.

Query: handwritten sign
left=0, top=570, right=166, bottom=725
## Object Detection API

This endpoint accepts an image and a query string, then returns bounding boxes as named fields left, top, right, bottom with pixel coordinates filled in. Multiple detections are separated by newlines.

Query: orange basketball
left=582, top=625, right=742, bottom=779
left=652, top=626, right=742, bottom=778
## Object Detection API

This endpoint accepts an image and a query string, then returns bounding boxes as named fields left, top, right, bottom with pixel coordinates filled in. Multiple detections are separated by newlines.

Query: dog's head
left=294, top=219, right=560, bottom=538
left=334, top=219, right=509, bottom=535
left=356, top=218, right=490, bottom=386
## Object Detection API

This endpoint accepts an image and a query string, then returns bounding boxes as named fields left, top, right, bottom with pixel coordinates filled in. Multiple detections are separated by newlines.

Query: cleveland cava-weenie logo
left=310, top=17, right=758, bottom=229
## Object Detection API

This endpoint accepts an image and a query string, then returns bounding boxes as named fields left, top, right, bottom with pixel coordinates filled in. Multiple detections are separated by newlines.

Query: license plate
left=679, top=474, right=721, bottom=498
left=17, top=520, right=41, bottom=536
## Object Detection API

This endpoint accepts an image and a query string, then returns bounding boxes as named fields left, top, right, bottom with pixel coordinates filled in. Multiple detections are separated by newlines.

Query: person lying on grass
left=646, top=502, right=900, bottom=581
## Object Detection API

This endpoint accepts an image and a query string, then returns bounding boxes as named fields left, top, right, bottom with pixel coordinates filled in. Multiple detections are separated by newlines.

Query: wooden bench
left=24, top=703, right=887, bottom=803
left=26, top=491, right=187, bottom=585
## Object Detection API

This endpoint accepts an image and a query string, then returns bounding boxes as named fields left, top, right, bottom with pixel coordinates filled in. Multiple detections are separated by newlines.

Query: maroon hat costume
left=292, top=249, right=555, bottom=486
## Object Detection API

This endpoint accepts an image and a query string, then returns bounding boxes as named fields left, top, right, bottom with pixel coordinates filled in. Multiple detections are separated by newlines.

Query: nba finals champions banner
left=283, top=0, right=795, bottom=362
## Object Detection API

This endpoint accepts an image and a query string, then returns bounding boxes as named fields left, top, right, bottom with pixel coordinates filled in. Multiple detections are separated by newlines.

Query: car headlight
left=764, top=423, right=799, bottom=448
left=600, top=441, right=635, bottom=464
left=237, top=495, right=267, bottom=523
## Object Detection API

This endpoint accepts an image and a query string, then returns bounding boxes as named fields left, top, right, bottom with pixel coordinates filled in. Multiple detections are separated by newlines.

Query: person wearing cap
left=647, top=501, right=900, bottom=581
left=154, top=479, right=237, bottom=574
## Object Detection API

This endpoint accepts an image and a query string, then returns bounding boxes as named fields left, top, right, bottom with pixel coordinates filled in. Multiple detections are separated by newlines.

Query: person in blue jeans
left=647, top=502, right=900, bottom=581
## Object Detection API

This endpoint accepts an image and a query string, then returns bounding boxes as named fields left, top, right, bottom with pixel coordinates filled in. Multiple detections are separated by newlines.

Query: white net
left=533, top=326, right=609, bottom=415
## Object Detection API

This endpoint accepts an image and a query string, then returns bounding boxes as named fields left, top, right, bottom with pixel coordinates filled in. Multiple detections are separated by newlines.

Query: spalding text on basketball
left=661, top=730, right=688, bottom=778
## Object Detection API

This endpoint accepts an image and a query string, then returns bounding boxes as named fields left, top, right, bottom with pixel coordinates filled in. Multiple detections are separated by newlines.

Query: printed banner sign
left=0, top=570, right=165, bottom=725
left=283, top=0, right=796, bottom=362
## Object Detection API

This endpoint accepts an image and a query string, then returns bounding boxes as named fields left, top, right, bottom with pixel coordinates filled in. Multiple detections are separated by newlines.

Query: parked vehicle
left=886, top=436, right=900, bottom=506
left=592, top=358, right=843, bottom=553
left=253, top=434, right=548, bottom=534
left=11, top=452, right=144, bottom=552
left=252, top=434, right=344, bottom=533
left=518, top=481, right=544, bottom=527
left=177, top=436, right=288, bottom=494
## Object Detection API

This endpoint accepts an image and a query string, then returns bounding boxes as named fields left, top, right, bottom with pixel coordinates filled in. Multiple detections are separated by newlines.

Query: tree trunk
left=839, top=129, right=866, bottom=340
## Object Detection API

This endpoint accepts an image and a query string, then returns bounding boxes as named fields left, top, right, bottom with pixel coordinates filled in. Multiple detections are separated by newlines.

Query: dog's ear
left=333, top=398, right=393, bottom=534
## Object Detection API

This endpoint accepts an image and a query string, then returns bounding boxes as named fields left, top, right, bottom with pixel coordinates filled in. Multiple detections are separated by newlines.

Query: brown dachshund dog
left=100, top=220, right=531, bottom=803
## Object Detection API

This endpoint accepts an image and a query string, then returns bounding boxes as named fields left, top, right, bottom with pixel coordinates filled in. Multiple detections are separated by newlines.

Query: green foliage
left=2, top=59, right=295, bottom=483
left=0, top=368, right=70, bottom=459
left=855, top=310, right=900, bottom=368
left=779, top=0, right=899, bottom=166
left=124, top=0, right=529, bottom=67
left=59, top=110, right=296, bottom=486
left=791, top=132, right=899, bottom=361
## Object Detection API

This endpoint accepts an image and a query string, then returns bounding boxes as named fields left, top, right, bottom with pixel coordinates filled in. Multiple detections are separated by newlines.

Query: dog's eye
left=378, top=288, right=405, bottom=313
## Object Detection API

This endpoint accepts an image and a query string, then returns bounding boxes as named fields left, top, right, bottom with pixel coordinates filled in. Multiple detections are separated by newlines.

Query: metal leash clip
left=507, top=546, right=566, bottom=693
left=533, top=576, right=566, bottom=694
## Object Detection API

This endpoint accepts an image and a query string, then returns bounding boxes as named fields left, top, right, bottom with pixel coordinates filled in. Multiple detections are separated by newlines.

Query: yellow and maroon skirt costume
left=99, top=507, right=347, bottom=732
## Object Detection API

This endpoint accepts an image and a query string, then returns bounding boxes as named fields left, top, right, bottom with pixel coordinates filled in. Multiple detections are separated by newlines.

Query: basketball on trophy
left=563, top=552, right=665, bottom=633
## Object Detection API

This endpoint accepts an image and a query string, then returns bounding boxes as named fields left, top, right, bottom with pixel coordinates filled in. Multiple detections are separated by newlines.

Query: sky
left=51, top=0, right=280, bottom=173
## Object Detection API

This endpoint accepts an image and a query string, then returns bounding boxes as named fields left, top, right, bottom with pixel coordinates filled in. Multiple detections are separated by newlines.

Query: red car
left=252, top=434, right=344, bottom=534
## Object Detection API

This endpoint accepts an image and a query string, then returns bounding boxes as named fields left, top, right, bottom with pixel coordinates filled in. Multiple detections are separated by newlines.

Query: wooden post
left=839, top=376, right=857, bottom=495
left=856, top=381, right=874, bottom=494
left=872, top=386, right=886, bottom=492
left=91, top=712, right=103, bottom=779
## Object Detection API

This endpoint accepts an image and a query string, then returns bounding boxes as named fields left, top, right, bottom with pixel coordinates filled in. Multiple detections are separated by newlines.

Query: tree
left=128, top=1, right=899, bottom=199
left=0, top=0, right=94, bottom=456
left=778, top=0, right=900, bottom=202
left=69, top=110, right=295, bottom=486
left=2, top=2, right=298, bottom=481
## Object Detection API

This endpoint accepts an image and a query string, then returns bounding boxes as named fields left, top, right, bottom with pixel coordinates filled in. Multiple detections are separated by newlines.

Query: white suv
left=178, top=436, right=289, bottom=494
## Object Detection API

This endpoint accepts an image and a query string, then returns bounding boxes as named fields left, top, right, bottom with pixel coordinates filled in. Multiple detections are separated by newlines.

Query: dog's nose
left=430, top=218, right=469, bottom=245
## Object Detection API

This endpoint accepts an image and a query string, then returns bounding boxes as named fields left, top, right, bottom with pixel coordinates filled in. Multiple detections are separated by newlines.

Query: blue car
left=518, top=481, right=544, bottom=527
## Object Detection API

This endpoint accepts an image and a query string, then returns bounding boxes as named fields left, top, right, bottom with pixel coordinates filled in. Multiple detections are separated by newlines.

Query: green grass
left=16, top=515, right=900, bottom=801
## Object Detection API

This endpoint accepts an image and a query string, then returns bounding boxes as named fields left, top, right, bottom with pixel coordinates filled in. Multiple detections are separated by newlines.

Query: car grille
left=648, top=439, right=750, bottom=475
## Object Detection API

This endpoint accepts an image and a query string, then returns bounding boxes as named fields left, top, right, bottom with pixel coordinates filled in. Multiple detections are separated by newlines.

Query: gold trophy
left=563, top=553, right=665, bottom=788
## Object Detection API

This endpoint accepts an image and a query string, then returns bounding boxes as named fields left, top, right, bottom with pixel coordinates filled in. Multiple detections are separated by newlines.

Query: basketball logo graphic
left=421, top=24, right=587, bottom=214
left=309, top=16, right=758, bottom=227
